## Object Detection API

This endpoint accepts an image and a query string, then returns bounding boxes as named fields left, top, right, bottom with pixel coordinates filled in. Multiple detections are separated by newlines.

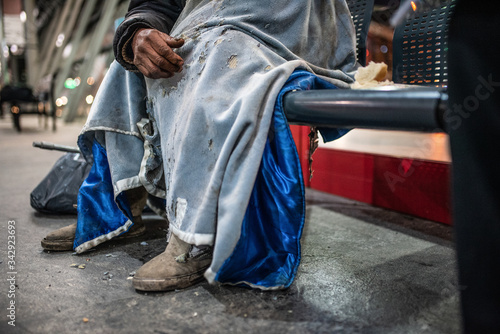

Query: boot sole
left=133, top=269, right=207, bottom=292
left=40, top=239, right=74, bottom=251
left=41, top=225, right=147, bottom=251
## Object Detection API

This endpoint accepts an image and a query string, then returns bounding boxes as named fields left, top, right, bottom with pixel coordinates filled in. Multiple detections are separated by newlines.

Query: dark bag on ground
left=30, top=152, right=91, bottom=214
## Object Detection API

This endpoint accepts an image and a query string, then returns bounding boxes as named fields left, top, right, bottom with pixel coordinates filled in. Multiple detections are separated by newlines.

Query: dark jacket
left=113, top=0, right=185, bottom=72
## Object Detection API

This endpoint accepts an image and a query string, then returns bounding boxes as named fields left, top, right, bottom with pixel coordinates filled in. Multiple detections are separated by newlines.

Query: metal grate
left=346, top=0, right=374, bottom=66
left=392, top=0, right=457, bottom=86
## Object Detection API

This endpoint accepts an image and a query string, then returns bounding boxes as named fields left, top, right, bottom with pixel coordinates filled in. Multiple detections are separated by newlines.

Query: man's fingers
left=135, top=57, right=174, bottom=79
left=153, top=43, right=184, bottom=70
left=138, top=40, right=182, bottom=73
left=147, top=51, right=183, bottom=74
left=132, top=28, right=185, bottom=78
left=166, top=37, right=185, bottom=49
left=140, top=30, right=184, bottom=65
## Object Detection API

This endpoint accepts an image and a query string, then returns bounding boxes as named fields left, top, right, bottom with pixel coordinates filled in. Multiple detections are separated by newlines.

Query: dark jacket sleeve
left=113, top=0, right=185, bottom=72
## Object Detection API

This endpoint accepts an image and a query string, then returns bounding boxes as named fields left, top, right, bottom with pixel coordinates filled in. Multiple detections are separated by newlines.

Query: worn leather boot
left=133, top=233, right=213, bottom=291
left=41, top=187, right=149, bottom=251
left=40, top=216, right=146, bottom=251
left=40, top=223, right=79, bottom=251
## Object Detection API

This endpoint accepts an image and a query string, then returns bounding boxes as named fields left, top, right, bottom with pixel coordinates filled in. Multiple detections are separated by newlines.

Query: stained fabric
left=115, top=0, right=358, bottom=78
left=215, top=70, right=344, bottom=289
left=76, top=0, right=357, bottom=289
left=75, top=69, right=348, bottom=289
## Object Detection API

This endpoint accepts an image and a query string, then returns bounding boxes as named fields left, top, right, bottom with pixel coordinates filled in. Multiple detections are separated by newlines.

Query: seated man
left=42, top=0, right=357, bottom=292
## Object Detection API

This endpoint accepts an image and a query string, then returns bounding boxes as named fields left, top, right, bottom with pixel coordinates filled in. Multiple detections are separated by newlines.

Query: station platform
left=0, top=116, right=460, bottom=333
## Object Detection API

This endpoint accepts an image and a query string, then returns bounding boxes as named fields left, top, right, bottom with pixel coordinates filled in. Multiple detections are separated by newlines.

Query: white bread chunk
left=351, top=61, right=393, bottom=89
left=355, top=61, right=388, bottom=83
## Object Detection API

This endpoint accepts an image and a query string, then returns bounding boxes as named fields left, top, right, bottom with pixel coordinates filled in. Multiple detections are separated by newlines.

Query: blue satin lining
left=215, top=70, right=346, bottom=288
left=74, top=140, right=132, bottom=249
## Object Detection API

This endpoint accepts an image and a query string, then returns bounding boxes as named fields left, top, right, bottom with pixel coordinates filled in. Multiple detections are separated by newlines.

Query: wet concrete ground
left=0, top=116, right=461, bottom=333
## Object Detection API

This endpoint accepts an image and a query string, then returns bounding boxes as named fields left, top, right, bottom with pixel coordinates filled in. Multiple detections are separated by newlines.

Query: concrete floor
left=0, top=115, right=461, bottom=333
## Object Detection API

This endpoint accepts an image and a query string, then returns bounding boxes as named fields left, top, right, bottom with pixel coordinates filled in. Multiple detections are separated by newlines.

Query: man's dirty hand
left=132, top=28, right=185, bottom=79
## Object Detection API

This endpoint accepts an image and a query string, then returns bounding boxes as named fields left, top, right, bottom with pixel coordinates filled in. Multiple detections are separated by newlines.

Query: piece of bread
left=351, top=61, right=393, bottom=89
left=355, top=61, right=388, bottom=83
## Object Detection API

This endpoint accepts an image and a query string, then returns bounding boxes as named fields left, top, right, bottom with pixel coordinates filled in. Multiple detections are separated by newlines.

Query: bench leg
left=12, top=112, right=21, bottom=132
left=52, top=109, right=57, bottom=131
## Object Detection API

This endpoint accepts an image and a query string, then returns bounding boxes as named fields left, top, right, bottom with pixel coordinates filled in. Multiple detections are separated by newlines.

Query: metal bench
left=346, top=0, right=374, bottom=66
left=285, top=0, right=457, bottom=134
left=0, top=86, right=55, bottom=132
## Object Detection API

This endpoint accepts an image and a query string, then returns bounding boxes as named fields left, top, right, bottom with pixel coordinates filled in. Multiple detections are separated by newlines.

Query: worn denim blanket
left=76, top=1, right=357, bottom=289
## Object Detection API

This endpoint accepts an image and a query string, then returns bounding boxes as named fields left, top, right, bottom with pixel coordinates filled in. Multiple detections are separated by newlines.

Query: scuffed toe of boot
left=133, top=234, right=212, bottom=292
left=42, top=217, right=146, bottom=252
left=41, top=223, right=77, bottom=251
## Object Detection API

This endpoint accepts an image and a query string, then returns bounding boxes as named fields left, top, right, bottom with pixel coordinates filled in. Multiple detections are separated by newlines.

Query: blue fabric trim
left=215, top=69, right=344, bottom=288
left=74, top=140, right=132, bottom=249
